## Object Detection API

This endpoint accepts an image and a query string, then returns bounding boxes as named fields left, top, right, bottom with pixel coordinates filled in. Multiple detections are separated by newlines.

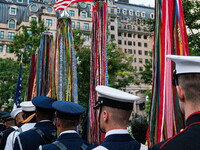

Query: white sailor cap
left=20, top=101, right=36, bottom=112
left=94, top=85, right=140, bottom=110
left=10, top=108, right=22, bottom=119
left=167, top=55, right=200, bottom=74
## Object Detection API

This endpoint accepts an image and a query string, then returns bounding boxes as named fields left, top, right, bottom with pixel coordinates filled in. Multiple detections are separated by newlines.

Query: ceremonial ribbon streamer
left=54, top=17, right=78, bottom=102
left=87, top=1, right=108, bottom=145
left=147, top=0, right=189, bottom=146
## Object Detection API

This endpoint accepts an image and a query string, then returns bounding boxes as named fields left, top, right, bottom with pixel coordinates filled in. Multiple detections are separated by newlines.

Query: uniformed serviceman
left=5, top=101, right=36, bottom=150
left=93, top=85, right=149, bottom=150
left=152, top=55, right=200, bottom=150
left=39, top=100, right=95, bottom=150
left=0, top=108, right=23, bottom=150
left=13, top=96, right=56, bottom=150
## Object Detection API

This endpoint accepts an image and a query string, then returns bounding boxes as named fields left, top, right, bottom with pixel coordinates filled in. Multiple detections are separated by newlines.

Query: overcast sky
left=129, top=0, right=155, bottom=7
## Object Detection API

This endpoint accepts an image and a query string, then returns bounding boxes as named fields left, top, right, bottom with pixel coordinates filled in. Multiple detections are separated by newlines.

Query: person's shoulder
left=38, top=143, right=57, bottom=150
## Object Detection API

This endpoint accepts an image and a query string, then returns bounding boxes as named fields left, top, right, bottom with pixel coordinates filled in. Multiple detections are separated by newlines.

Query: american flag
left=13, top=62, right=22, bottom=109
left=54, top=0, right=93, bottom=12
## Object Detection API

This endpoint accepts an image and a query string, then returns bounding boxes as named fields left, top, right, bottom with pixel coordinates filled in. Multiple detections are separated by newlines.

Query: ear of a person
left=176, top=85, right=185, bottom=102
left=103, top=110, right=109, bottom=122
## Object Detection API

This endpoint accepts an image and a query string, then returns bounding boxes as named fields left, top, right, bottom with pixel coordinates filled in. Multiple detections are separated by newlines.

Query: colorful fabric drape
left=87, top=1, right=108, bottom=145
left=147, top=0, right=189, bottom=146
left=54, top=17, right=78, bottom=102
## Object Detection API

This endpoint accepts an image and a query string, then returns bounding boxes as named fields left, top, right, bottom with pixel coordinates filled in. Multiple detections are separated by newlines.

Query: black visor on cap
left=94, top=97, right=133, bottom=110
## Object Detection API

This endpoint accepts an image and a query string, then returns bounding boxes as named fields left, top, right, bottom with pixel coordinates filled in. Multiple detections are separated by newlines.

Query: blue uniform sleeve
left=13, top=135, right=21, bottom=150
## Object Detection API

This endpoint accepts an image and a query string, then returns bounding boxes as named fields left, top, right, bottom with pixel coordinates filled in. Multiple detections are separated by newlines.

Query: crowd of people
left=0, top=55, right=200, bottom=150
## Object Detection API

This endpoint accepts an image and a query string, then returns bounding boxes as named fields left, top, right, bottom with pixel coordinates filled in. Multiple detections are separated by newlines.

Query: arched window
left=9, top=19, right=15, bottom=28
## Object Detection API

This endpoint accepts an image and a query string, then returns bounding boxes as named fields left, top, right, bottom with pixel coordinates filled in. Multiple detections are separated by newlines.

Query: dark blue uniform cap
left=0, top=111, right=8, bottom=117
left=32, top=96, right=56, bottom=110
left=0, top=113, right=13, bottom=122
left=52, top=101, right=85, bottom=120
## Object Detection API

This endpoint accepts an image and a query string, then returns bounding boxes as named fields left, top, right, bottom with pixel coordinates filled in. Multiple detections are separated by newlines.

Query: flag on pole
left=54, top=0, right=93, bottom=12
left=13, top=62, right=22, bottom=110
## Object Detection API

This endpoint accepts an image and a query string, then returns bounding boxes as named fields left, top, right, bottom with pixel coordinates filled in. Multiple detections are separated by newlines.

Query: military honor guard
left=152, top=55, right=200, bottom=150
left=13, top=96, right=56, bottom=150
left=93, top=85, right=149, bottom=150
left=0, top=108, right=23, bottom=150
left=39, top=100, right=95, bottom=150
left=5, top=101, right=36, bottom=150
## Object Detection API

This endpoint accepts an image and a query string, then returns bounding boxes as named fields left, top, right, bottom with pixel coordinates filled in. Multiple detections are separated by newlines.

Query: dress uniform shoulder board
left=160, top=126, right=189, bottom=149
left=52, top=141, right=68, bottom=150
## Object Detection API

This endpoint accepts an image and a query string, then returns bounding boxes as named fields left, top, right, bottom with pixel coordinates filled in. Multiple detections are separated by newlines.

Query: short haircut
left=59, top=118, right=79, bottom=128
left=102, top=106, right=132, bottom=126
left=178, top=74, right=200, bottom=102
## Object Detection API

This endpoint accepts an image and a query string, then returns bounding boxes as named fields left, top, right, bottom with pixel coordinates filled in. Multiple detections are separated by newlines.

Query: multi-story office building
left=0, top=0, right=154, bottom=115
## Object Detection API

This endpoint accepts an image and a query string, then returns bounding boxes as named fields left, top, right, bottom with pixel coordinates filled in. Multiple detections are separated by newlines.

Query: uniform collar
left=186, top=112, right=200, bottom=127
left=59, top=130, right=77, bottom=136
left=105, top=129, right=129, bottom=138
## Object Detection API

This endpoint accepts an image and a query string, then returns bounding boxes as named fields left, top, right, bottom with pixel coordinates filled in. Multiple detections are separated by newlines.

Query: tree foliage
left=9, top=20, right=46, bottom=64
left=182, top=0, right=200, bottom=55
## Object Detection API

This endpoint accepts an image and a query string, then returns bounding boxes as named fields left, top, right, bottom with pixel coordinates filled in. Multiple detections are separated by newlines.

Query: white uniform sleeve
left=92, top=146, right=109, bottom=150
left=140, top=144, right=148, bottom=150
left=4, top=130, right=20, bottom=150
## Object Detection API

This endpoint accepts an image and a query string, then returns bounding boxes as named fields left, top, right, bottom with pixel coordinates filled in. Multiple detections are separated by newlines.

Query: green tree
left=0, top=58, right=29, bottom=111
left=9, top=20, right=46, bottom=64
left=182, top=0, right=200, bottom=56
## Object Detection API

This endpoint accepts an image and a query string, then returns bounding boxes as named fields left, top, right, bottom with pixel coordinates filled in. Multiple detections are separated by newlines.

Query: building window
left=128, top=33, right=132, bottom=38
left=124, top=41, right=126, bottom=45
left=128, top=25, right=131, bottom=30
left=72, top=21, right=75, bottom=28
left=31, top=5, right=37, bottom=12
left=134, top=58, right=136, bottom=62
left=123, top=9, right=127, bottom=15
left=133, top=34, right=135, bottom=38
left=138, top=42, right=142, bottom=47
left=124, top=25, right=126, bottom=29
left=118, top=24, right=121, bottom=29
left=10, top=8, right=16, bottom=15
left=8, top=32, right=15, bottom=39
left=118, top=17, right=121, bottom=22
left=128, top=49, right=132, bottom=54
left=77, top=22, right=80, bottom=28
left=6, top=46, right=10, bottom=53
left=82, top=12, right=86, bottom=18
left=134, top=50, right=136, bottom=54
left=0, top=31, right=4, bottom=39
left=110, top=9, right=114, bottom=14
left=118, top=32, right=121, bottom=36
left=135, top=11, right=140, bottom=16
left=139, top=58, right=143, bottom=63
left=9, top=19, right=15, bottom=28
left=139, top=67, right=143, bottom=71
left=138, top=35, right=141, bottom=39
left=141, top=12, right=145, bottom=17
left=127, top=18, right=130, bottom=23
left=138, top=50, right=142, bottom=55
left=138, top=26, right=141, bottom=31
left=133, top=26, right=135, bottom=30
left=137, top=19, right=141, bottom=24
left=70, top=10, right=75, bottom=16
left=88, top=13, right=92, bottom=18
left=144, top=43, right=148, bottom=47
left=145, top=51, right=148, bottom=55
left=144, top=35, right=147, bottom=39
left=46, top=19, right=52, bottom=26
left=124, top=33, right=126, bottom=37
left=31, top=17, right=36, bottom=21
left=118, top=40, right=122, bottom=45
left=133, top=42, right=135, bottom=46
left=124, top=49, right=127, bottom=53
left=83, top=35, right=89, bottom=41
left=150, top=13, right=154, bottom=19
left=47, top=7, right=52, bottom=13
left=80, top=2, right=86, bottom=8
left=110, top=17, right=115, bottom=22
left=111, top=26, right=115, bottom=30
left=129, top=11, right=133, bottom=16
left=117, top=9, right=120, bottom=14
left=111, top=34, right=115, bottom=39
left=128, top=41, right=132, bottom=46
left=87, top=4, right=91, bottom=9
left=18, top=0, right=23, bottom=2
left=84, top=23, right=89, bottom=30
left=0, top=46, right=2, bottom=52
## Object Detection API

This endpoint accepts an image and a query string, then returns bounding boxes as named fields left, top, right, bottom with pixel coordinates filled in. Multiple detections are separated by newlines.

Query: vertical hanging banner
left=87, top=1, right=108, bottom=145
left=147, top=0, right=189, bottom=146
left=54, top=17, right=78, bottom=103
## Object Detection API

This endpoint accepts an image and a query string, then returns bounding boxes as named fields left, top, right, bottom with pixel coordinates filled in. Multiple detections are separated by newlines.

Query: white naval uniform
left=4, top=123, right=35, bottom=150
